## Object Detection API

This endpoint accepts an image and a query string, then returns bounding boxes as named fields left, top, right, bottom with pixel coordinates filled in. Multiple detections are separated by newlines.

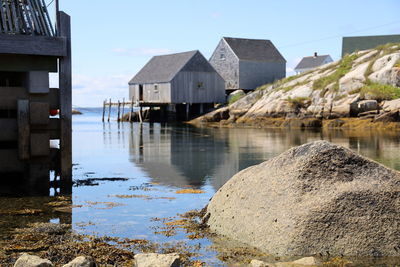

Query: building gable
left=342, top=35, right=400, bottom=57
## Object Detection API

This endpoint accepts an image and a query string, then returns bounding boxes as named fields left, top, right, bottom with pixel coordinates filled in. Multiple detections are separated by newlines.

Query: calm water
left=1, top=108, right=400, bottom=265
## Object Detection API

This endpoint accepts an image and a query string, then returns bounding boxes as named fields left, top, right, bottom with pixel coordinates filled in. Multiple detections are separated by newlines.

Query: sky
left=49, top=0, right=400, bottom=107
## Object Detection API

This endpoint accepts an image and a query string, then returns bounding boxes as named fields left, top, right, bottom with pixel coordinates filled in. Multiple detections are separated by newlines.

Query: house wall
left=209, top=39, right=239, bottom=90
left=171, top=71, right=225, bottom=104
left=130, top=83, right=171, bottom=103
left=239, top=60, right=286, bottom=90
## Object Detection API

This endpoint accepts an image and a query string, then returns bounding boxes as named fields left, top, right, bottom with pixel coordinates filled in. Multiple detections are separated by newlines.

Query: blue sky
left=50, top=0, right=400, bottom=107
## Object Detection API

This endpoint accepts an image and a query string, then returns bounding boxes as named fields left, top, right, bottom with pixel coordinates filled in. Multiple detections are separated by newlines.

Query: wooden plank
left=0, top=33, right=66, bottom=56
left=0, top=118, right=17, bottom=141
left=58, top=11, right=72, bottom=188
left=0, top=87, right=60, bottom=110
left=0, top=55, right=57, bottom=72
left=30, top=101, right=49, bottom=125
left=17, top=100, right=30, bottom=160
left=27, top=71, right=49, bottom=94
left=31, top=133, right=50, bottom=156
left=0, top=149, right=24, bottom=172
left=31, top=118, right=60, bottom=139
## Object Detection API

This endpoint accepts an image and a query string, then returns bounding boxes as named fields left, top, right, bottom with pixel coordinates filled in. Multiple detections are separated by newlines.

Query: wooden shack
left=210, top=37, right=286, bottom=92
left=129, top=50, right=225, bottom=120
left=0, top=0, right=71, bottom=195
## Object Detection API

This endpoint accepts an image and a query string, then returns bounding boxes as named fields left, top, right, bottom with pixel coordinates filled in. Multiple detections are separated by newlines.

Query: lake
left=1, top=107, right=400, bottom=266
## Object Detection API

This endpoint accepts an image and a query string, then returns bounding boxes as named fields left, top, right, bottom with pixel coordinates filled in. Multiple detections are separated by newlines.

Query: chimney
left=314, top=52, right=318, bottom=57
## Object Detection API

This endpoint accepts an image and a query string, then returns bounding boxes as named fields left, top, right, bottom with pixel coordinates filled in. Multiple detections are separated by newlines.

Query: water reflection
left=128, top=124, right=400, bottom=191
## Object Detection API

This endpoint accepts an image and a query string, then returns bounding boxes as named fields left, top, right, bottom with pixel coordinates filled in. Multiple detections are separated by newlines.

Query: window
left=197, top=82, right=204, bottom=89
left=154, top=84, right=159, bottom=93
left=220, top=53, right=225, bottom=60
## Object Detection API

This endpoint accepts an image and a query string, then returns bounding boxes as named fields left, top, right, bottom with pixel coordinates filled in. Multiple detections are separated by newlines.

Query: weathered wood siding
left=170, top=71, right=225, bottom=104
left=239, top=61, right=286, bottom=90
left=209, top=39, right=239, bottom=90
left=130, top=83, right=171, bottom=103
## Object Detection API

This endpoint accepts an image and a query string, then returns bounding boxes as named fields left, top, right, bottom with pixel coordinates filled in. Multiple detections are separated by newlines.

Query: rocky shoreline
left=191, top=44, right=400, bottom=130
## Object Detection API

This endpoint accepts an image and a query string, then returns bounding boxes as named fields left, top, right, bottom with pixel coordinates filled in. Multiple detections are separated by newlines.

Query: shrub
left=360, top=83, right=400, bottom=102
left=286, top=96, right=311, bottom=109
left=313, top=54, right=358, bottom=91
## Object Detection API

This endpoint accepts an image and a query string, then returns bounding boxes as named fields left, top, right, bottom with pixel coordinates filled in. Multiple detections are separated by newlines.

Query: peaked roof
left=129, top=50, right=198, bottom=84
left=223, top=37, right=286, bottom=62
left=294, top=55, right=332, bottom=70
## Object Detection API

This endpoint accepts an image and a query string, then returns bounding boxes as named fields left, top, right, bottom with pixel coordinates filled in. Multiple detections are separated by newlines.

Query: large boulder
left=14, top=254, right=53, bottom=267
left=205, top=141, right=400, bottom=257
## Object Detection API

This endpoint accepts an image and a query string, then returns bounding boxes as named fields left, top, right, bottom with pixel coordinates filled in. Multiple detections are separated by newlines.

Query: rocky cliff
left=194, top=43, right=400, bottom=127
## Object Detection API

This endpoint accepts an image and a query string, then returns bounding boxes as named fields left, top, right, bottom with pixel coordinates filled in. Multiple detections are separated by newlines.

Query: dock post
left=129, top=97, right=134, bottom=122
left=186, top=104, right=190, bottom=121
left=102, top=100, right=106, bottom=122
left=121, top=98, right=125, bottom=121
left=117, top=101, right=121, bottom=122
left=108, top=98, right=111, bottom=122
left=139, top=107, right=143, bottom=123
left=59, top=12, right=72, bottom=193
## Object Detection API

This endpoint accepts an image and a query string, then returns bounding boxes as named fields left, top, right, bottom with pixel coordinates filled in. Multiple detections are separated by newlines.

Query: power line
left=47, top=0, right=55, bottom=8
left=279, top=20, right=400, bottom=49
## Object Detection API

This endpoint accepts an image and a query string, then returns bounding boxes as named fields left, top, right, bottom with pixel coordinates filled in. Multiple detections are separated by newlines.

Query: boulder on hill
left=204, top=141, right=400, bottom=257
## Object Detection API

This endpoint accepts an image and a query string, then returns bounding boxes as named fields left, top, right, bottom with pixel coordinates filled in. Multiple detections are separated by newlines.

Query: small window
left=220, top=53, right=225, bottom=60
left=197, top=82, right=204, bottom=89
left=154, top=84, right=158, bottom=93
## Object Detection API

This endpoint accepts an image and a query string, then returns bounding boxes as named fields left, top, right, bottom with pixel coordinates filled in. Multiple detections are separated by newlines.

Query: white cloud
left=71, top=73, right=132, bottom=107
left=113, top=47, right=173, bottom=57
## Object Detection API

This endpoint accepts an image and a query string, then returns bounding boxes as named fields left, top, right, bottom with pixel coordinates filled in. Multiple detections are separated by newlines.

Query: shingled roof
left=223, top=37, right=286, bottom=62
left=129, top=50, right=199, bottom=84
left=294, top=55, right=332, bottom=70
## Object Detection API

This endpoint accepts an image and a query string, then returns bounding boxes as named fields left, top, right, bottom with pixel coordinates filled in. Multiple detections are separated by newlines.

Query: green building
left=342, top=34, right=400, bottom=57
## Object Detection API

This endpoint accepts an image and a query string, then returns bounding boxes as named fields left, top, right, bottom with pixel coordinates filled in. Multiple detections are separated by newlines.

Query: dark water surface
left=1, top=107, right=400, bottom=265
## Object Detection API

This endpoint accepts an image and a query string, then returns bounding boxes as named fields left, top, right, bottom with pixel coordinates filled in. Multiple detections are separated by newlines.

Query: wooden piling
left=102, top=99, right=106, bottom=122
left=139, top=107, right=143, bottom=123
left=121, top=98, right=125, bottom=121
left=107, top=98, right=111, bottom=122
left=58, top=11, right=72, bottom=193
left=129, top=97, right=133, bottom=122
left=117, top=100, right=121, bottom=122
left=17, top=100, right=30, bottom=160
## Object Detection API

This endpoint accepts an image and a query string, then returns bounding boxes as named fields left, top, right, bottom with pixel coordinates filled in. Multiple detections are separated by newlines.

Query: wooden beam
left=0, top=87, right=60, bottom=110
left=0, top=119, right=18, bottom=141
left=58, top=11, right=72, bottom=190
left=0, top=33, right=66, bottom=56
left=17, top=100, right=30, bottom=160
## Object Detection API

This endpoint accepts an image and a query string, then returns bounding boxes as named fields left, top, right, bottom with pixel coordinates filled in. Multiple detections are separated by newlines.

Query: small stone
left=62, top=256, right=97, bottom=267
left=250, top=259, right=273, bottom=267
left=14, top=253, right=53, bottom=267
left=292, top=257, right=321, bottom=266
left=134, top=253, right=180, bottom=267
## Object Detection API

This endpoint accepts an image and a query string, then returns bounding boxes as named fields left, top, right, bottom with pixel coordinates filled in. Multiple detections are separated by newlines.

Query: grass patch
left=255, top=83, right=270, bottom=91
left=228, top=93, right=244, bottom=105
left=313, top=53, right=358, bottom=91
left=360, top=83, right=400, bottom=101
left=349, top=88, right=361, bottom=95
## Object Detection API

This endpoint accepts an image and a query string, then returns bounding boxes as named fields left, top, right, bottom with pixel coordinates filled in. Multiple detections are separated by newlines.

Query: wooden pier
left=0, top=0, right=72, bottom=195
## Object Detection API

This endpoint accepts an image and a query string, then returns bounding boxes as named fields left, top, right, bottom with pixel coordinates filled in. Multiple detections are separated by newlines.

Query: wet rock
left=374, top=110, right=400, bottom=122
left=291, top=257, right=321, bottom=266
left=134, top=253, right=180, bottom=267
left=62, top=256, right=97, bottom=267
left=326, top=119, right=345, bottom=128
left=250, top=259, right=272, bottom=267
left=14, top=253, right=53, bottom=267
left=200, top=107, right=230, bottom=122
left=357, top=100, right=378, bottom=113
left=205, top=141, right=400, bottom=257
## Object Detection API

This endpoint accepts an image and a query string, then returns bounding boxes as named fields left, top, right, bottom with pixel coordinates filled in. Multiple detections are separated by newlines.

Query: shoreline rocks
left=204, top=141, right=400, bottom=257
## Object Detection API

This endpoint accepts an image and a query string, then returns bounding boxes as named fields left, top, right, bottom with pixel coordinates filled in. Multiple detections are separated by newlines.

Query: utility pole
left=55, top=0, right=60, bottom=35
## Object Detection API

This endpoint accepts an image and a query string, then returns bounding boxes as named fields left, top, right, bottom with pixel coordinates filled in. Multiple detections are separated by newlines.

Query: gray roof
left=223, top=37, right=286, bottom=62
left=129, top=50, right=198, bottom=84
left=294, top=55, right=331, bottom=70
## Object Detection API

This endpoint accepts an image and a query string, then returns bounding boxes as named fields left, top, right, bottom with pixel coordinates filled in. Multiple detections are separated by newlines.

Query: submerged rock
left=205, top=141, right=400, bottom=257
left=134, top=253, right=180, bottom=267
left=14, top=253, right=53, bottom=267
